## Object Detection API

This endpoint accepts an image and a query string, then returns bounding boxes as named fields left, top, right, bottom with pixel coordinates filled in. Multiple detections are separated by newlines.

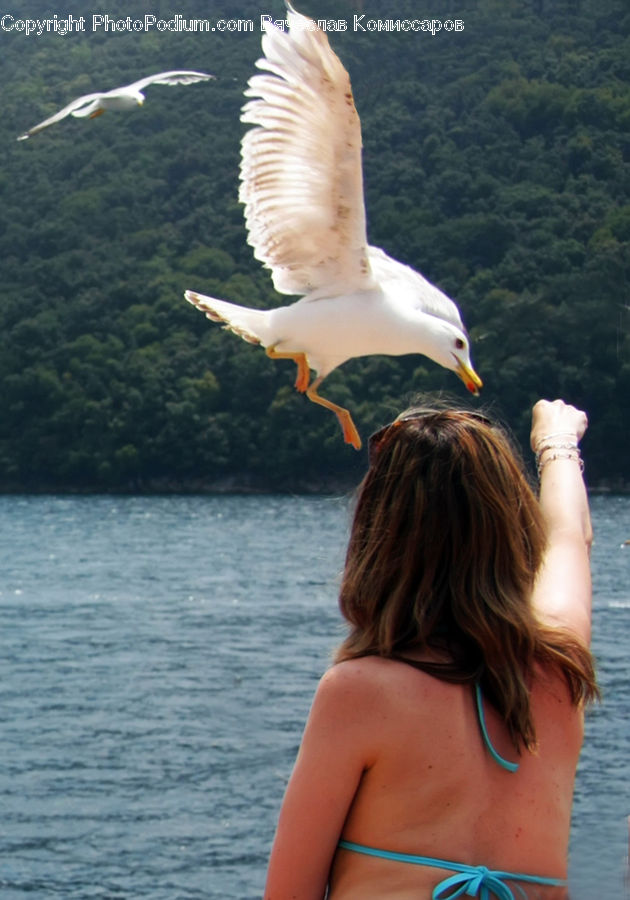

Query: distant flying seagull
left=17, top=70, right=214, bottom=140
left=185, top=5, right=482, bottom=450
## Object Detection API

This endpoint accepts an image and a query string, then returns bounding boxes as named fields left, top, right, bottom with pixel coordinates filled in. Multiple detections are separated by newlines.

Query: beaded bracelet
left=537, top=450, right=584, bottom=479
left=534, top=440, right=579, bottom=466
left=533, top=432, right=578, bottom=450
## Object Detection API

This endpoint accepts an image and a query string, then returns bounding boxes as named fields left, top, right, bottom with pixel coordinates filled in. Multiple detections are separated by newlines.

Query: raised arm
left=529, top=399, right=592, bottom=643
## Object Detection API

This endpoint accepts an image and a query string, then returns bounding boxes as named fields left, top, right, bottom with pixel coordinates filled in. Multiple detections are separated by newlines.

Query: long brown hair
left=335, top=403, right=599, bottom=752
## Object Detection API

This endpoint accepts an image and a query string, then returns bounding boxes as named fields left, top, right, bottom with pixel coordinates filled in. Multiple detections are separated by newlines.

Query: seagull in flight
left=17, top=70, right=214, bottom=140
left=185, top=5, right=482, bottom=450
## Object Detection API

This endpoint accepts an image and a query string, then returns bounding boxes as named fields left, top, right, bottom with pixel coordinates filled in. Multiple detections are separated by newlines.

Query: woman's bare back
left=326, top=655, right=582, bottom=899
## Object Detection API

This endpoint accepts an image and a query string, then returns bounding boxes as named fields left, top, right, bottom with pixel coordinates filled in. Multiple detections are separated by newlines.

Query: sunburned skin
left=323, top=657, right=578, bottom=899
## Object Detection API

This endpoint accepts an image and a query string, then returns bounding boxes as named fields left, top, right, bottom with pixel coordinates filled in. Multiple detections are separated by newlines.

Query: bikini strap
left=338, top=841, right=568, bottom=898
left=474, top=682, right=519, bottom=773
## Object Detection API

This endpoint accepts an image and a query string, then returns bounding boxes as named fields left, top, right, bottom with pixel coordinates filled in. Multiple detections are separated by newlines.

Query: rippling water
left=0, top=494, right=627, bottom=898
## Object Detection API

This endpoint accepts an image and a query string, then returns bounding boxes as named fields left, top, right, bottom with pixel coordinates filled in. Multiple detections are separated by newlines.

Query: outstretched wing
left=124, top=70, right=215, bottom=92
left=240, top=6, right=375, bottom=298
left=17, top=91, right=105, bottom=140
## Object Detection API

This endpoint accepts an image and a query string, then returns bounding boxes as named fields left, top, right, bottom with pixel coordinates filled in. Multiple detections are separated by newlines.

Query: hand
left=530, top=399, right=589, bottom=452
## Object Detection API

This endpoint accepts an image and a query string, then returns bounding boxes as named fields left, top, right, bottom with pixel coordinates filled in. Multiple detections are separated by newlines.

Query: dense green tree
left=0, top=0, right=628, bottom=491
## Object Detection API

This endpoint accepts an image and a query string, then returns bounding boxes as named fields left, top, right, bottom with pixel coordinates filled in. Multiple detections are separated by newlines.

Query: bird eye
left=455, top=338, right=465, bottom=350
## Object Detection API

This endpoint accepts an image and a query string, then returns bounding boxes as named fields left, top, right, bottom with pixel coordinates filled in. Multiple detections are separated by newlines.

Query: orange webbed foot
left=340, top=416, right=362, bottom=450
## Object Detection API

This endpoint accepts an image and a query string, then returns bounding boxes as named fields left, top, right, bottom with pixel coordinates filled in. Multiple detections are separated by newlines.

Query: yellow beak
left=455, top=359, right=483, bottom=396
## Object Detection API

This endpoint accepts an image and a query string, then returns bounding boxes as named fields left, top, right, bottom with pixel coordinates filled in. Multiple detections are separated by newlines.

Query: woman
left=264, top=399, right=598, bottom=900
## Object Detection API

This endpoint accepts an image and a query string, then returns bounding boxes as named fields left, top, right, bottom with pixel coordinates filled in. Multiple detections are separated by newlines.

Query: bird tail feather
left=184, top=290, right=269, bottom=346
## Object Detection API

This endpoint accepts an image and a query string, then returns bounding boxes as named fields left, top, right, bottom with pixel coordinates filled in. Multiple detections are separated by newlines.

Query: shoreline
left=0, top=479, right=628, bottom=497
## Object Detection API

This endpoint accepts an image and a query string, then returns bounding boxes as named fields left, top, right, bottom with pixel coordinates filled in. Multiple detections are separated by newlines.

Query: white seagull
left=185, top=5, right=482, bottom=450
left=17, top=70, right=214, bottom=140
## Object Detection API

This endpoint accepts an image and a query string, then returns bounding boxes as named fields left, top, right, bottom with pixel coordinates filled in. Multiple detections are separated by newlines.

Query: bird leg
left=89, top=108, right=105, bottom=119
left=266, top=346, right=311, bottom=393
left=306, top=376, right=362, bottom=450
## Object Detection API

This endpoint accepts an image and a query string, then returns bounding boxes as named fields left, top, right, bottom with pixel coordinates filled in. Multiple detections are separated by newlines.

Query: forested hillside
left=1, top=0, right=628, bottom=491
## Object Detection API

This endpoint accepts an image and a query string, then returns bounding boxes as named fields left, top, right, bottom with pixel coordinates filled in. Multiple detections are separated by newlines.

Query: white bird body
left=190, top=254, right=465, bottom=378
left=271, top=289, right=463, bottom=376
left=17, top=70, right=214, bottom=139
left=71, top=91, right=145, bottom=117
left=185, top=5, right=481, bottom=449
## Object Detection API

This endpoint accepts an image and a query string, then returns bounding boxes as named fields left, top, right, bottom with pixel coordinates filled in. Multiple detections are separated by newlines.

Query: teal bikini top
left=338, top=682, right=568, bottom=900
left=337, top=841, right=567, bottom=899
left=473, top=681, right=519, bottom=773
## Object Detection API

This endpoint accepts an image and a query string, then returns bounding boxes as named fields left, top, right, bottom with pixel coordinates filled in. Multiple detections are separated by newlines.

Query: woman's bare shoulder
left=304, top=659, right=407, bottom=767
left=319, top=656, right=394, bottom=693
left=319, top=655, right=449, bottom=708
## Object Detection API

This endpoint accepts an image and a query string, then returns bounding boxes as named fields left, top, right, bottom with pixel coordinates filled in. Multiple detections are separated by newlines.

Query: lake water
left=0, top=493, right=627, bottom=899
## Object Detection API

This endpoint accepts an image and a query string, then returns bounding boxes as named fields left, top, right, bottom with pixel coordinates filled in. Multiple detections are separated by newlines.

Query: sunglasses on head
left=367, top=409, right=493, bottom=467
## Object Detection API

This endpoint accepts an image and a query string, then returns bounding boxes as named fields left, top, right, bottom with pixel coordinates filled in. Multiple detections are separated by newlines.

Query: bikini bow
left=432, top=865, right=527, bottom=900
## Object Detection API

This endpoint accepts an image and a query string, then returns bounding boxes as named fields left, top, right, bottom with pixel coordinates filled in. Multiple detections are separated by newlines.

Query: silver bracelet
left=534, top=432, right=579, bottom=449
left=537, top=451, right=584, bottom=479
left=535, top=441, right=579, bottom=464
